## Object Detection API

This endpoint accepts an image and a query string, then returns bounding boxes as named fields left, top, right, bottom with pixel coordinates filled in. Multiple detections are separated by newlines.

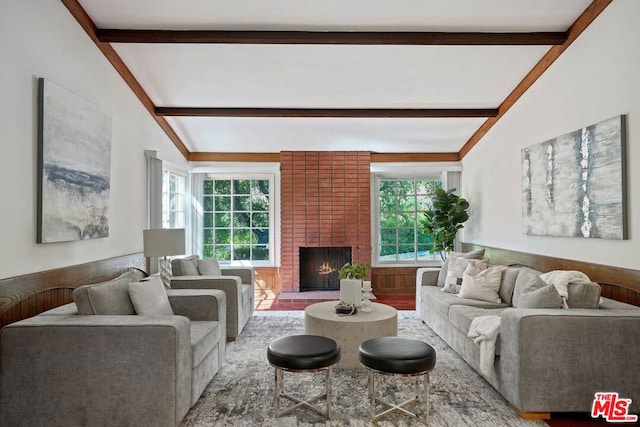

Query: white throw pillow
left=442, top=258, right=487, bottom=294
left=458, top=264, right=506, bottom=303
left=197, top=258, right=222, bottom=276
left=128, top=277, right=174, bottom=316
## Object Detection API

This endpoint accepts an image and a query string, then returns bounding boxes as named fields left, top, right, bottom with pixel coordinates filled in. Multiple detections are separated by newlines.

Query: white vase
left=340, top=279, right=362, bottom=307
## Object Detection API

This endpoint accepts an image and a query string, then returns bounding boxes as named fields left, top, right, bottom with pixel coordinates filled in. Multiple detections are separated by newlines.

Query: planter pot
left=340, top=279, right=362, bottom=306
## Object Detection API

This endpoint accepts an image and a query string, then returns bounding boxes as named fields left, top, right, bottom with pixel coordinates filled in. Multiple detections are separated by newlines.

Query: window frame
left=162, top=168, right=186, bottom=229
left=202, top=173, right=276, bottom=267
left=372, top=173, right=443, bottom=267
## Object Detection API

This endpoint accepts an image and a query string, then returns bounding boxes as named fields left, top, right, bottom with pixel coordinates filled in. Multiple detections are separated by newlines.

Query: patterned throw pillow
left=436, top=249, right=486, bottom=287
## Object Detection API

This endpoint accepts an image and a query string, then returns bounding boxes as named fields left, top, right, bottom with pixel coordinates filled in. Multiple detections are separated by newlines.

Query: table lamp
left=143, top=228, right=186, bottom=288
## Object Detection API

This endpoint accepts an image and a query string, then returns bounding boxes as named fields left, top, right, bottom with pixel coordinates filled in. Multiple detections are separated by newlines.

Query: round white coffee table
left=304, top=301, right=398, bottom=369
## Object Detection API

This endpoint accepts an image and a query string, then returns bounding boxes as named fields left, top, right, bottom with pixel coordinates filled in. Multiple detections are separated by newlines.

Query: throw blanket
left=539, top=270, right=591, bottom=308
left=467, top=315, right=501, bottom=377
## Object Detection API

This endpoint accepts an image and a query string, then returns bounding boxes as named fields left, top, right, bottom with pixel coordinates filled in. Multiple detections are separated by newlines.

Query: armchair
left=171, top=255, right=254, bottom=340
left=0, top=271, right=226, bottom=427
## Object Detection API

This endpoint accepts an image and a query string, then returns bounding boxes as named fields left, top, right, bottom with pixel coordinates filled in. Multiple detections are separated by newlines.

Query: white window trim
left=370, top=163, right=462, bottom=268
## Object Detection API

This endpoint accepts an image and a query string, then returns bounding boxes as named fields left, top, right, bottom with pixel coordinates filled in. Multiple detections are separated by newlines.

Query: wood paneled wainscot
left=0, top=253, right=146, bottom=328
left=370, top=267, right=420, bottom=295
left=462, top=243, right=640, bottom=307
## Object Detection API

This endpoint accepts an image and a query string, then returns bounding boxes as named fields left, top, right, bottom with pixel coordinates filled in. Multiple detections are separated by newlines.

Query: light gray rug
left=183, top=311, right=547, bottom=426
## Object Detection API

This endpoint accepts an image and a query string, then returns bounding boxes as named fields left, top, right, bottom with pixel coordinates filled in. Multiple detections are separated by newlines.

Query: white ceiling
left=78, top=0, right=594, bottom=154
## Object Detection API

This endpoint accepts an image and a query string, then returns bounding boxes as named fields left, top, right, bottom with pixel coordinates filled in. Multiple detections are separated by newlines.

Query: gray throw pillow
left=197, top=258, right=222, bottom=276
left=73, top=270, right=138, bottom=315
left=566, top=281, right=602, bottom=308
left=179, top=258, right=200, bottom=276
left=436, top=249, right=485, bottom=287
left=128, top=277, right=174, bottom=316
left=512, top=270, right=562, bottom=309
left=498, top=267, right=520, bottom=306
left=171, top=255, right=199, bottom=276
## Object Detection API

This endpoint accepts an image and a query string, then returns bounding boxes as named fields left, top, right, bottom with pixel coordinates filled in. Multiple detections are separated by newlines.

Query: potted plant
left=338, top=262, right=370, bottom=306
left=338, top=262, right=369, bottom=281
left=423, top=188, right=469, bottom=261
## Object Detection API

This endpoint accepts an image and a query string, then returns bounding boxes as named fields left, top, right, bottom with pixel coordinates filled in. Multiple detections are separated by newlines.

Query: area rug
left=183, top=311, right=547, bottom=426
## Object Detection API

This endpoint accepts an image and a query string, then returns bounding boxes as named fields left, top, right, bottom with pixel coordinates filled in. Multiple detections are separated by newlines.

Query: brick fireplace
left=280, top=151, right=371, bottom=292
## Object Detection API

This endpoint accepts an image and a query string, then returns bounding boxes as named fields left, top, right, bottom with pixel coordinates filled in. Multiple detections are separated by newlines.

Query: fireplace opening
left=299, top=247, right=351, bottom=291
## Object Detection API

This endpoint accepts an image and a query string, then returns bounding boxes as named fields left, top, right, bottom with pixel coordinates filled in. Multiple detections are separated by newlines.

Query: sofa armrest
left=222, top=266, right=254, bottom=287
left=416, top=267, right=441, bottom=314
left=0, top=315, right=191, bottom=427
left=499, top=308, right=640, bottom=413
left=167, top=288, right=226, bottom=325
left=171, top=275, right=243, bottom=339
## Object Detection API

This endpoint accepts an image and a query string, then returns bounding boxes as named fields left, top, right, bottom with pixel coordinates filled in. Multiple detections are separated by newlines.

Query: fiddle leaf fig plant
left=338, top=262, right=370, bottom=280
left=423, top=188, right=469, bottom=260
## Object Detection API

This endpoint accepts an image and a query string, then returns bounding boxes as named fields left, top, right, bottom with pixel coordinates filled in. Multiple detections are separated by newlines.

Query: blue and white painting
left=521, top=115, right=627, bottom=239
left=37, top=78, right=112, bottom=243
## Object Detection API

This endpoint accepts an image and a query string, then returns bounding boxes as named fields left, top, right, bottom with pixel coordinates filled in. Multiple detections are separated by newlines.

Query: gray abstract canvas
left=37, top=78, right=112, bottom=243
left=521, top=115, right=627, bottom=239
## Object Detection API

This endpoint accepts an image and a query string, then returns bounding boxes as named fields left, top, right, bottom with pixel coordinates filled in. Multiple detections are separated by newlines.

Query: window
left=202, top=177, right=272, bottom=263
left=375, top=177, right=441, bottom=264
left=162, top=170, right=185, bottom=229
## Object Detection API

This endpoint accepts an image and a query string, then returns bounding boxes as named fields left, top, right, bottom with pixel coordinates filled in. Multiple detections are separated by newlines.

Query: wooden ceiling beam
left=459, top=0, right=613, bottom=159
left=189, top=152, right=281, bottom=162
left=187, top=152, right=460, bottom=163
left=371, top=152, right=460, bottom=162
left=97, top=29, right=567, bottom=46
left=156, top=107, right=497, bottom=118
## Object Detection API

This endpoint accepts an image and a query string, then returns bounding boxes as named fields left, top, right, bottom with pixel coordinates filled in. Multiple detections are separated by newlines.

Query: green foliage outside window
left=203, top=178, right=270, bottom=262
left=378, top=178, right=440, bottom=262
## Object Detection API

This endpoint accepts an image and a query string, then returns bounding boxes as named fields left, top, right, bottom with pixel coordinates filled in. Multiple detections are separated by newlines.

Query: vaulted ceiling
left=63, top=0, right=611, bottom=162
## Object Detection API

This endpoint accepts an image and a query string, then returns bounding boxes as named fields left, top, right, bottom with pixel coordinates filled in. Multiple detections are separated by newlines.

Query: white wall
left=0, top=0, right=188, bottom=278
left=461, top=0, right=640, bottom=269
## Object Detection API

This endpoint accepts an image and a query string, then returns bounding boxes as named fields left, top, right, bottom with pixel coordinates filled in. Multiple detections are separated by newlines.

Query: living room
left=1, top=0, right=639, bottom=426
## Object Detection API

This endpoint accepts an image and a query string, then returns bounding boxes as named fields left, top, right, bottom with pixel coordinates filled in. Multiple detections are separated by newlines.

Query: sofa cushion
left=423, top=286, right=509, bottom=318
left=512, top=269, right=562, bottom=308
left=566, top=281, right=602, bottom=308
left=436, top=249, right=486, bottom=287
left=458, top=264, right=506, bottom=304
left=191, top=321, right=222, bottom=368
left=73, top=270, right=138, bottom=315
left=448, top=305, right=508, bottom=355
left=198, top=258, right=222, bottom=276
left=128, top=277, right=174, bottom=316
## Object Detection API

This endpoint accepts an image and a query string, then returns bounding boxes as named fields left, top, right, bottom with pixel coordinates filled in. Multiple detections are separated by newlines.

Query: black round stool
left=267, top=335, right=341, bottom=418
left=359, top=336, right=436, bottom=422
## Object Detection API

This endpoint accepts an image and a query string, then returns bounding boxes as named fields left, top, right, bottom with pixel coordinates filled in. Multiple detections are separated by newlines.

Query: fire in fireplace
left=299, top=247, right=351, bottom=291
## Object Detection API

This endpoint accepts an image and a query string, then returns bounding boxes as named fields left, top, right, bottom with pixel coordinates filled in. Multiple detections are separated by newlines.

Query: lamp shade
left=143, top=228, right=186, bottom=257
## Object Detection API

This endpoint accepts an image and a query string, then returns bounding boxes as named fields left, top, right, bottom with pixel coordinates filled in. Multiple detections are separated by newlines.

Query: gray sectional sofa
left=416, top=256, right=640, bottom=417
left=0, top=270, right=227, bottom=427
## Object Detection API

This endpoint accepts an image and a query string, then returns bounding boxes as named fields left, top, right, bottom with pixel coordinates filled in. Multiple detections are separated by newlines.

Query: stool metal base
left=273, top=365, right=333, bottom=419
left=366, top=366, right=431, bottom=423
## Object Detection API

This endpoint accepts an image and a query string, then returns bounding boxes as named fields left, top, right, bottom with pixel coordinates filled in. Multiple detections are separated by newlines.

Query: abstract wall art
left=37, top=78, right=112, bottom=243
left=521, top=115, right=627, bottom=239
